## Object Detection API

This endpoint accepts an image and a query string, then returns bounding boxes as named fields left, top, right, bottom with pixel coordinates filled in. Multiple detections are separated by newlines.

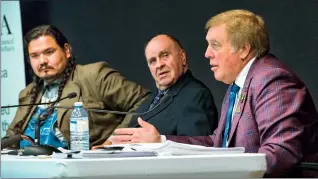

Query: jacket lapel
left=214, top=87, right=231, bottom=147
left=226, top=57, right=261, bottom=145
left=19, top=89, right=44, bottom=131
left=130, top=95, right=154, bottom=126
left=56, top=80, right=81, bottom=128
left=141, top=70, right=193, bottom=123
left=227, top=78, right=252, bottom=144
left=141, top=94, right=173, bottom=122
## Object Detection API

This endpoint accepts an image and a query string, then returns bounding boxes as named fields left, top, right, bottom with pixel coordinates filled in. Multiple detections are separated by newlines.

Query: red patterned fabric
left=167, top=54, right=318, bottom=177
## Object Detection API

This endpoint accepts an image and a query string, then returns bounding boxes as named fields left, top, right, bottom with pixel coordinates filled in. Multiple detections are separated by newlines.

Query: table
left=1, top=153, right=266, bottom=178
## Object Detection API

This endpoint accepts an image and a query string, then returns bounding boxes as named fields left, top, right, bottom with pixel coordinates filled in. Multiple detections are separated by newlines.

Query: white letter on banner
left=1, top=1, right=26, bottom=136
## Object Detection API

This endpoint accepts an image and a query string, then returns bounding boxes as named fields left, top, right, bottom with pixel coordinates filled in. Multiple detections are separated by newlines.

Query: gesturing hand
left=111, top=117, right=162, bottom=144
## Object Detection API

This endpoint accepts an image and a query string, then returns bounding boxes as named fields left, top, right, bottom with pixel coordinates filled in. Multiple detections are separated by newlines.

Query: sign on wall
left=1, top=1, right=26, bottom=137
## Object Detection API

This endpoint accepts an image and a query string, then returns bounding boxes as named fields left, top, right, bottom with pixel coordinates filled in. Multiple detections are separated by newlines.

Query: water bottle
left=70, top=102, right=89, bottom=151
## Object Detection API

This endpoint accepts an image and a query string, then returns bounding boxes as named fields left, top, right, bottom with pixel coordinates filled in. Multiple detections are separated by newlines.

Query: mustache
left=38, top=64, right=54, bottom=71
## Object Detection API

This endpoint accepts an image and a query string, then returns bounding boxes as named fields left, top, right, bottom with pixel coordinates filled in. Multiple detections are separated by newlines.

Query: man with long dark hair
left=5, top=25, right=149, bottom=149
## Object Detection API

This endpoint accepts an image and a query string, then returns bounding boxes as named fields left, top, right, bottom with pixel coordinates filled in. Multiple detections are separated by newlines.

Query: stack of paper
left=52, top=141, right=245, bottom=158
left=53, top=147, right=157, bottom=159
left=79, top=150, right=157, bottom=158
left=104, top=140, right=245, bottom=156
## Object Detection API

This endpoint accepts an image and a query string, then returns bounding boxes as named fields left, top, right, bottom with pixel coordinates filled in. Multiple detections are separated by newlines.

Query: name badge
left=240, top=94, right=245, bottom=103
left=235, top=106, right=241, bottom=113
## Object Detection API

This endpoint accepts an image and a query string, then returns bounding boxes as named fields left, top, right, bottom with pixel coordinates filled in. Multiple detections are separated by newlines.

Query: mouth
left=157, top=71, right=169, bottom=78
left=210, top=64, right=218, bottom=71
left=39, top=67, right=53, bottom=72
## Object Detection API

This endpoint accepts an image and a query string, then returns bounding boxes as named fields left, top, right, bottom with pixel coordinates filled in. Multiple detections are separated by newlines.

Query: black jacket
left=129, top=70, right=218, bottom=136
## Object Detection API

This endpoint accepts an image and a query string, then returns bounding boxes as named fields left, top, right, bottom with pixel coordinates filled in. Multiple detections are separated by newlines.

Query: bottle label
left=77, top=120, right=89, bottom=132
left=70, top=117, right=89, bottom=132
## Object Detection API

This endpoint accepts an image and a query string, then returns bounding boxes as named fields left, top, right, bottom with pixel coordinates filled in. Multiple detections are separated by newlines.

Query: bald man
left=94, top=34, right=218, bottom=148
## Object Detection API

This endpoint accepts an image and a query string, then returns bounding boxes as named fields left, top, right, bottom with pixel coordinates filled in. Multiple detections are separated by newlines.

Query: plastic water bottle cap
left=74, top=102, right=83, bottom=107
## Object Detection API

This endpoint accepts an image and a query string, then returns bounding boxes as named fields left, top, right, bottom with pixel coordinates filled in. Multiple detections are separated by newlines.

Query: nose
left=39, top=54, right=48, bottom=64
left=156, top=59, right=165, bottom=69
left=204, top=46, right=214, bottom=59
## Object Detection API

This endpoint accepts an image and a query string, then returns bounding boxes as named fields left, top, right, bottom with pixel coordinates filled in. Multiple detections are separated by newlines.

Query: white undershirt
left=224, top=56, right=256, bottom=147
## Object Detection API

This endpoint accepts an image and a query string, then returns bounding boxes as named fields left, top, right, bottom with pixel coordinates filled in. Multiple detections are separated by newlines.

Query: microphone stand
left=1, top=101, right=66, bottom=109
left=22, top=108, right=63, bottom=156
left=21, top=94, right=165, bottom=155
left=22, top=93, right=77, bottom=156
left=85, top=95, right=167, bottom=115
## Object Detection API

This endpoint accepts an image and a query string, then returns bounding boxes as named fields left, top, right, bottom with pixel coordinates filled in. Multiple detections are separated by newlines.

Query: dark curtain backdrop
left=20, top=0, right=318, bottom=114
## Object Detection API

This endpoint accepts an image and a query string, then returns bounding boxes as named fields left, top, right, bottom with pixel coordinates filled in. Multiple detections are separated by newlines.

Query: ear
left=63, top=43, right=71, bottom=59
left=239, top=43, right=251, bottom=60
left=179, top=49, right=187, bottom=65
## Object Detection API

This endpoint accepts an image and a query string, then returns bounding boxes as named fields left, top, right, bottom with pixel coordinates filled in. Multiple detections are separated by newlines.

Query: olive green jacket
left=7, top=62, right=149, bottom=147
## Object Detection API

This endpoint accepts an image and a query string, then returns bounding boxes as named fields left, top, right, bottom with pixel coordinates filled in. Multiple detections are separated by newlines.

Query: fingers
left=91, top=140, right=112, bottom=150
left=113, top=128, right=143, bottom=143
left=137, top=117, right=153, bottom=129
left=104, top=139, right=113, bottom=145
left=111, top=135, right=134, bottom=142
left=21, top=135, right=35, bottom=145
left=91, top=145, right=103, bottom=150
left=112, top=141, right=135, bottom=144
left=114, top=128, right=136, bottom=135
left=111, top=138, right=141, bottom=144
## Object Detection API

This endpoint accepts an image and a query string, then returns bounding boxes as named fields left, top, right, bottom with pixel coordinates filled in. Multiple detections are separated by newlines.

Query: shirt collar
left=43, top=77, right=62, bottom=89
left=234, top=56, right=257, bottom=88
left=157, top=88, right=169, bottom=95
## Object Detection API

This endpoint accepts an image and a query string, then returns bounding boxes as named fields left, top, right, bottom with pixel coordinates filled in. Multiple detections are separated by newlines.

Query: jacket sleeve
left=177, top=88, right=218, bottom=136
left=95, top=63, right=150, bottom=129
left=166, top=134, right=215, bottom=146
left=6, top=86, right=33, bottom=137
left=4, top=88, right=31, bottom=149
left=255, top=68, right=312, bottom=177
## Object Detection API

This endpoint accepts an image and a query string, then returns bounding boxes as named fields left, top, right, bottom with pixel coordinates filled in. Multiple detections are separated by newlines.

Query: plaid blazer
left=166, top=54, right=318, bottom=177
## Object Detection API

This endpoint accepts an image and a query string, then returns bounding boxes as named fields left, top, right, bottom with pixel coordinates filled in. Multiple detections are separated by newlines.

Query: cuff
left=160, top=135, right=167, bottom=143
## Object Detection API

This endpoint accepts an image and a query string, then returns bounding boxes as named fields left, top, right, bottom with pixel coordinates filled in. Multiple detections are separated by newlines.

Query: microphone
left=0, top=92, right=78, bottom=108
left=25, top=92, right=78, bottom=156
left=34, top=92, right=77, bottom=145
left=86, top=94, right=170, bottom=115
left=1, top=92, right=77, bottom=155
left=7, top=93, right=166, bottom=155
left=53, top=94, right=169, bottom=115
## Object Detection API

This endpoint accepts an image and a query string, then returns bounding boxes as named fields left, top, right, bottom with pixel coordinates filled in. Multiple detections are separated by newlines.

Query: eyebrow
left=29, top=47, right=55, bottom=56
left=208, top=39, right=220, bottom=45
left=148, top=57, right=156, bottom=62
left=147, top=49, right=170, bottom=62
left=158, top=50, right=169, bottom=57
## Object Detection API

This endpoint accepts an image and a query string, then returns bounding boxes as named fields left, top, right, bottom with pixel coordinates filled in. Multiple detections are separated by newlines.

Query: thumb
left=138, top=117, right=153, bottom=129
left=91, top=144, right=102, bottom=150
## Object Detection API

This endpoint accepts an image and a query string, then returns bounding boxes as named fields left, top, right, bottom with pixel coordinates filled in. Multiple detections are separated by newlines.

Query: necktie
left=148, top=90, right=165, bottom=110
left=222, top=83, right=240, bottom=147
